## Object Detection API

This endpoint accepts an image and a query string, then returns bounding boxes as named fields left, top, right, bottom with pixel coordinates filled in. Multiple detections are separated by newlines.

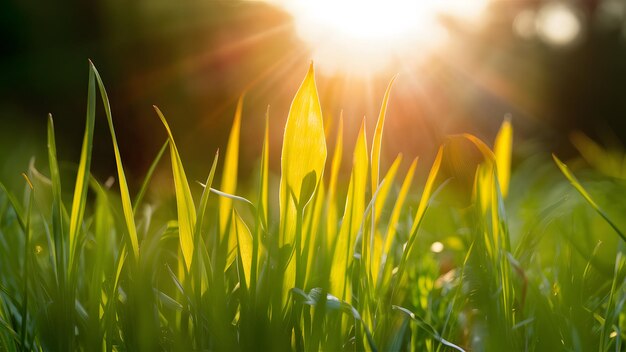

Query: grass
left=0, top=62, right=625, bottom=351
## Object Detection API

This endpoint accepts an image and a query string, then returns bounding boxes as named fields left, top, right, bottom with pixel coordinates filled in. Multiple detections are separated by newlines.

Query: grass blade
left=553, top=154, right=626, bottom=242
left=326, top=114, right=343, bottom=252
left=373, top=154, right=403, bottom=225
left=233, top=210, right=253, bottom=289
left=197, top=151, right=220, bottom=240
left=494, top=117, right=513, bottom=198
left=377, top=157, right=418, bottom=287
left=331, top=118, right=368, bottom=300
left=258, top=108, right=270, bottom=231
left=371, top=75, right=396, bottom=197
left=133, top=139, right=169, bottom=213
left=47, top=114, right=64, bottom=284
left=393, top=305, right=465, bottom=352
left=92, top=63, right=140, bottom=259
left=280, top=63, right=327, bottom=247
left=154, top=105, right=197, bottom=271
left=220, top=95, right=243, bottom=267
left=68, top=62, right=96, bottom=271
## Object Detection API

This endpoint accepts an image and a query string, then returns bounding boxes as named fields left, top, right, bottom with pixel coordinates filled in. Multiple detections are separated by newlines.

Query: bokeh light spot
left=536, top=2, right=582, bottom=47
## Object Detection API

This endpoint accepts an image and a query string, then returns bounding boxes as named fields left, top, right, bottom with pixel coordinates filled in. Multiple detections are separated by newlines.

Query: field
left=0, top=63, right=625, bottom=351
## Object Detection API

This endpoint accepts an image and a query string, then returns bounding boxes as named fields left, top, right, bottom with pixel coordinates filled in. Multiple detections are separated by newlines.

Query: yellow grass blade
left=494, top=118, right=513, bottom=198
left=331, top=118, right=368, bottom=300
left=462, top=133, right=496, bottom=162
left=408, top=147, right=443, bottom=238
left=92, top=64, right=140, bottom=259
left=304, top=180, right=325, bottom=288
left=220, top=95, right=244, bottom=267
left=196, top=150, right=220, bottom=239
left=279, top=63, right=327, bottom=247
left=371, top=75, right=396, bottom=194
left=570, top=132, right=626, bottom=179
left=380, top=157, right=418, bottom=275
left=391, top=147, right=443, bottom=298
left=374, top=153, right=403, bottom=224
left=326, top=114, right=344, bottom=250
left=258, top=108, right=270, bottom=230
left=68, top=63, right=96, bottom=271
left=461, top=133, right=498, bottom=213
left=233, top=210, right=253, bottom=288
left=154, top=106, right=197, bottom=271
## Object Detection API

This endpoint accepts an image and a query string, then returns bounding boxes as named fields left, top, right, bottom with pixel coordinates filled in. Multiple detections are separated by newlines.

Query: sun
left=274, top=0, right=489, bottom=75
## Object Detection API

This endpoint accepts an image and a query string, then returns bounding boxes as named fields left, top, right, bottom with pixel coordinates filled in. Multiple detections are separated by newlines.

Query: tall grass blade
left=220, top=95, right=243, bottom=268
left=133, top=139, right=169, bottom=213
left=154, top=105, right=197, bottom=270
left=19, top=174, right=33, bottom=351
left=233, top=210, right=253, bottom=289
left=373, top=154, right=403, bottom=225
left=280, top=63, right=327, bottom=247
left=378, top=157, right=417, bottom=287
left=68, top=62, right=96, bottom=271
left=553, top=154, right=626, bottom=242
left=47, top=115, right=64, bottom=283
left=409, top=146, right=443, bottom=239
left=331, top=118, right=368, bottom=300
left=258, top=108, right=270, bottom=230
left=494, top=117, right=513, bottom=198
left=92, top=63, right=140, bottom=259
left=326, top=114, right=343, bottom=251
left=197, top=151, right=219, bottom=240
left=371, top=76, right=396, bottom=197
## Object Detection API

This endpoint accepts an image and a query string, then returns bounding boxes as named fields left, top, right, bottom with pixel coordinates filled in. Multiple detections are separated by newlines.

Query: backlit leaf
left=93, top=64, right=140, bottom=259
left=494, top=118, right=513, bottom=198
left=154, top=106, right=197, bottom=271
left=233, top=210, right=253, bottom=288
left=279, top=63, right=327, bottom=247
left=68, top=62, right=96, bottom=271
left=220, top=95, right=244, bottom=267
left=330, top=118, right=368, bottom=300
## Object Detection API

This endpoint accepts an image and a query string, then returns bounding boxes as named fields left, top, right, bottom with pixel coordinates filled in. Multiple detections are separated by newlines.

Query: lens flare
left=272, top=0, right=489, bottom=74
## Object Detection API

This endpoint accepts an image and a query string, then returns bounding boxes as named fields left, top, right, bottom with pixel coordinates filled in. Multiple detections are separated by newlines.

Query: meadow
left=0, top=62, right=625, bottom=351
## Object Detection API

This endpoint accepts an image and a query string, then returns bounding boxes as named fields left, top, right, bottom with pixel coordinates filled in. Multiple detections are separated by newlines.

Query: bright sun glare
left=275, top=0, right=489, bottom=74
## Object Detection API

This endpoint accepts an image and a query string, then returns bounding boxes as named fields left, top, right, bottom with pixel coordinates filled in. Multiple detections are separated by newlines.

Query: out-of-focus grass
left=0, top=63, right=625, bottom=351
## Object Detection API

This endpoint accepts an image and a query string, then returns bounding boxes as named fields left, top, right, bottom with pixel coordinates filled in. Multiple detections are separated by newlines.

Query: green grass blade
left=19, top=174, right=33, bottom=351
left=197, top=150, right=219, bottom=240
left=393, top=305, right=465, bottom=352
left=553, top=154, right=626, bottom=242
left=133, top=139, right=169, bottom=213
left=47, top=115, right=64, bottom=285
left=92, top=63, right=140, bottom=259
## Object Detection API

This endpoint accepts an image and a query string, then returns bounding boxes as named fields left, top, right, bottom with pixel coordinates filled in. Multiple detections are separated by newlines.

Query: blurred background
left=1, top=0, right=626, bottom=191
